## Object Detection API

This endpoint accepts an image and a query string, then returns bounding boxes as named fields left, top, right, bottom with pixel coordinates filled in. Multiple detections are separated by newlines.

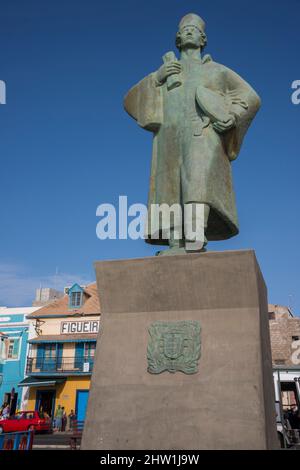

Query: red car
left=0, top=411, right=52, bottom=434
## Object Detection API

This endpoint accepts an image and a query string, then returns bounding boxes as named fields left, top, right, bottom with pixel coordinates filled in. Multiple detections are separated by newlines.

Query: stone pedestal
left=82, top=250, right=278, bottom=450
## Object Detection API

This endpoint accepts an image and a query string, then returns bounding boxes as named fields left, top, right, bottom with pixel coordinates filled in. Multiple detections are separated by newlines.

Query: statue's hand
left=212, top=115, right=236, bottom=133
left=156, top=61, right=182, bottom=84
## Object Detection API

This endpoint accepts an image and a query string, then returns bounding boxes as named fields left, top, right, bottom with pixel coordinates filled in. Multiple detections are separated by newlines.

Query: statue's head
left=176, top=13, right=207, bottom=52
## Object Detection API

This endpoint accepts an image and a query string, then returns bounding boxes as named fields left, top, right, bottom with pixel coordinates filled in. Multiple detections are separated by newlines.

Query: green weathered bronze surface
left=147, top=320, right=201, bottom=374
left=124, top=13, right=261, bottom=252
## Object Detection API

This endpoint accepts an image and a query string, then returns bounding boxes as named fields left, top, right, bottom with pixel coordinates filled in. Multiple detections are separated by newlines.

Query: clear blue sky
left=0, top=0, right=299, bottom=311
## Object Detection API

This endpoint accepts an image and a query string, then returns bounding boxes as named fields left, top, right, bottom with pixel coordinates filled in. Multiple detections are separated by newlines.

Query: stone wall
left=269, top=304, right=300, bottom=366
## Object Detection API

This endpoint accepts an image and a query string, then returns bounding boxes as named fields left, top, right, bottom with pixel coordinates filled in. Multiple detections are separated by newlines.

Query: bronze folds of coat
left=124, top=55, right=261, bottom=245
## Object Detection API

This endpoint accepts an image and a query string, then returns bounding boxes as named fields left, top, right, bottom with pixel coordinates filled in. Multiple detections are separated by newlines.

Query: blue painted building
left=0, top=307, right=40, bottom=413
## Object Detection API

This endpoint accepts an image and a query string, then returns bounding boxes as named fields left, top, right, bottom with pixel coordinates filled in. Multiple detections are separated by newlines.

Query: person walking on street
left=2, top=404, right=10, bottom=419
left=68, top=409, right=76, bottom=431
left=55, top=405, right=63, bottom=431
left=61, top=407, right=67, bottom=432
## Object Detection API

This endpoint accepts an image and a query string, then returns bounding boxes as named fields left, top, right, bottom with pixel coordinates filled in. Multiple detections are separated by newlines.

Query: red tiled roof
left=27, top=283, right=100, bottom=318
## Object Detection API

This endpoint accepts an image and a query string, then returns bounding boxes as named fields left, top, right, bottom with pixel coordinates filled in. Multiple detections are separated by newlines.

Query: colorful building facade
left=21, top=283, right=100, bottom=421
left=0, top=306, right=40, bottom=413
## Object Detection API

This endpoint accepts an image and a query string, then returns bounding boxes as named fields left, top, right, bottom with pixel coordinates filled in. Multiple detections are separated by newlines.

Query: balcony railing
left=26, top=356, right=94, bottom=374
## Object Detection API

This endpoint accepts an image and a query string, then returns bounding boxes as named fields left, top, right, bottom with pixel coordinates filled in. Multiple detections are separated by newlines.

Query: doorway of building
left=35, top=389, right=56, bottom=418
left=280, top=381, right=300, bottom=430
left=75, top=390, right=89, bottom=421
left=281, top=382, right=299, bottom=410
left=3, top=392, right=18, bottom=415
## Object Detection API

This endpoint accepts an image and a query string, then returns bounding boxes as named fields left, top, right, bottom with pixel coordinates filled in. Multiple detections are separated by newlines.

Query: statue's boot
left=156, top=228, right=185, bottom=256
left=157, top=203, right=210, bottom=255
left=185, top=237, right=208, bottom=253
left=184, top=202, right=210, bottom=253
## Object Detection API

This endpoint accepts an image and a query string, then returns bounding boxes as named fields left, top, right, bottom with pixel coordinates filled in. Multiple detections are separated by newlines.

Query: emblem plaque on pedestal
left=147, top=320, right=201, bottom=375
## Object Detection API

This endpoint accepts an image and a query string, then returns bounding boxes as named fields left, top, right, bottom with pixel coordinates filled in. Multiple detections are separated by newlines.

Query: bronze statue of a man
left=124, top=13, right=261, bottom=255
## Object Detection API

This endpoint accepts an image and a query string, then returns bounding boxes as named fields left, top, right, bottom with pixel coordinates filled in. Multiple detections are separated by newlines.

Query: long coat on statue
left=124, top=53, right=261, bottom=245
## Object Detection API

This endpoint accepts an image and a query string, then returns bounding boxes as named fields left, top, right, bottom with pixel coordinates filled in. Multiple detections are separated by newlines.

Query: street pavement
left=33, top=431, right=72, bottom=450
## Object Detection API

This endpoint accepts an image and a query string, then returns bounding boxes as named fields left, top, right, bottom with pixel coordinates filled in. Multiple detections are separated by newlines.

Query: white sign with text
left=60, top=320, right=100, bottom=335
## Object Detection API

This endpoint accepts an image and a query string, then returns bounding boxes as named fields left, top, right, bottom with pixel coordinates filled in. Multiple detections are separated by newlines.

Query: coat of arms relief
left=147, top=321, right=201, bottom=374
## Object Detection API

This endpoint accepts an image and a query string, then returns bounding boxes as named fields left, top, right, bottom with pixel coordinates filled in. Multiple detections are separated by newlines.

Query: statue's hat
left=179, top=13, right=206, bottom=32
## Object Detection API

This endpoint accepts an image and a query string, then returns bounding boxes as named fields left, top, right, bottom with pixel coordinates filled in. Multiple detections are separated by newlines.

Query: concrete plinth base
left=82, top=250, right=278, bottom=450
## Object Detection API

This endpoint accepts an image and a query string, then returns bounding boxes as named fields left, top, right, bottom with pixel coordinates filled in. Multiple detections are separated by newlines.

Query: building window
left=44, top=343, right=56, bottom=359
left=6, top=338, right=20, bottom=360
left=70, top=291, right=82, bottom=308
left=84, top=342, right=96, bottom=359
left=68, top=283, right=84, bottom=309
left=292, top=336, right=300, bottom=341
left=275, top=359, right=286, bottom=365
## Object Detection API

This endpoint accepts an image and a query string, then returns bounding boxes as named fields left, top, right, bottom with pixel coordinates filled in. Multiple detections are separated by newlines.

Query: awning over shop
left=28, top=334, right=98, bottom=344
left=18, top=377, right=66, bottom=388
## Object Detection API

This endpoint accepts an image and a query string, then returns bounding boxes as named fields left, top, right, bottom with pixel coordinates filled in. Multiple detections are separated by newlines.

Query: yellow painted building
left=19, top=283, right=100, bottom=422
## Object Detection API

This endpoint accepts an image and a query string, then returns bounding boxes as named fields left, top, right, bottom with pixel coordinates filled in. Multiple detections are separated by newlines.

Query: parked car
left=0, top=411, right=52, bottom=434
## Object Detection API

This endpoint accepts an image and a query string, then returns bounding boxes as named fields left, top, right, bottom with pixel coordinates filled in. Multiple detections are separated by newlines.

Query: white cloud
left=0, top=263, right=92, bottom=307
